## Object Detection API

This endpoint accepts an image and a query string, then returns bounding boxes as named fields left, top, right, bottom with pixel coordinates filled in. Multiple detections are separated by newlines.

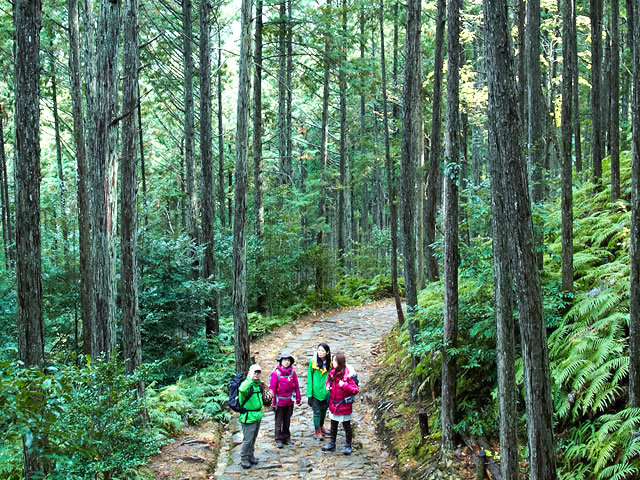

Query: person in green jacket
left=238, top=364, right=264, bottom=469
left=306, top=342, right=331, bottom=440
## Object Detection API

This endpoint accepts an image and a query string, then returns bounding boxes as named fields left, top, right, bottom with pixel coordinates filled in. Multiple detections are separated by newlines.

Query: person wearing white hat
left=238, top=364, right=264, bottom=468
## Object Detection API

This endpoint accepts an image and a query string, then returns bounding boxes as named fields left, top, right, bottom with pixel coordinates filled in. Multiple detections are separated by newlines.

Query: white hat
left=248, top=364, right=262, bottom=375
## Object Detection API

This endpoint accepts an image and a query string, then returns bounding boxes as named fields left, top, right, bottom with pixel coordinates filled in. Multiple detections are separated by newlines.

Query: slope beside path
left=214, top=300, right=400, bottom=479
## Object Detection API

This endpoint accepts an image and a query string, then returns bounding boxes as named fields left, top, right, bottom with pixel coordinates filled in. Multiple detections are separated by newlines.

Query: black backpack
left=229, top=372, right=251, bottom=413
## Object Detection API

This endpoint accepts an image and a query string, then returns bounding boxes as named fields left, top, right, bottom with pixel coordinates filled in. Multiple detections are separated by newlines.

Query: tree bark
left=183, top=0, right=197, bottom=251
left=561, top=0, right=574, bottom=293
left=486, top=89, right=519, bottom=480
left=379, top=0, right=404, bottom=326
left=527, top=0, right=545, bottom=269
left=88, top=0, right=121, bottom=359
left=253, top=0, right=266, bottom=312
left=0, top=106, right=12, bottom=269
left=233, top=0, right=253, bottom=374
left=338, top=0, right=348, bottom=268
left=484, top=0, right=558, bottom=475
left=572, top=0, right=582, bottom=173
left=200, top=0, right=219, bottom=336
left=217, top=22, right=226, bottom=228
left=425, top=0, right=446, bottom=283
left=15, top=0, right=45, bottom=476
left=400, top=0, right=422, bottom=397
left=442, top=0, right=461, bottom=451
left=628, top=0, right=640, bottom=407
left=611, top=0, right=621, bottom=201
left=591, top=0, right=604, bottom=181
left=49, top=46, right=68, bottom=254
left=120, top=0, right=147, bottom=421
left=68, top=0, right=90, bottom=348
left=277, top=0, right=289, bottom=186
left=317, top=0, right=331, bottom=269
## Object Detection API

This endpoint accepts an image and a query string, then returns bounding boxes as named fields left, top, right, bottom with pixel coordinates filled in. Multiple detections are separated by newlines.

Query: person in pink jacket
left=269, top=351, right=301, bottom=448
left=321, top=351, right=359, bottom=455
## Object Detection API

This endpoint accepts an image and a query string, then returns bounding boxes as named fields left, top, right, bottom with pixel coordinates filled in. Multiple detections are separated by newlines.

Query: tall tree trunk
left=0, top=107, right=11, bottom=269
left=317, top=0, right=331, bottom=287
left=628, top=0, right=640, bottom=407
left=572, top=0, right=583, bottom=173
left=68, top=0, right=89, bottom=347
left=182, top=0, right=197, bottom=249
left=527, top=0, right=545, bottom=269
left=253, top=0, right=266, bottom=312
left=517, top=0, right=527, bottom=124
left=137, top=81, right=147, bottom=228
left=425, top=0, right=445, bottom=283
left=379, top=0, right=404, bottom=326
left=392, top=1, right=399, bottom=120
left=484, top=12, right=520, bottom=470
left=88, top=0, right=121, bottom=359
left=217, top=23, right=226, bottom=228
left=484, top=0, right=558, bottom=474
left=442, top=0, right=461, bottom=451
left=120, top=0, right=146, bottom=420
left=200, top=0, right=219, bottom=336
left=561, top=0, right=574, bottom=293
left=15, top=1, right=45, bottom=476
left=338, top=0, right=348, bottom=268
left=400, top=0, right=422, bottom=398
left=49, top=46, right=68, bottom=254
left=359, top=5, right=366, bottom=247
left=233, top=0, right=252, bottom=374
left=277, top=0, right=290, bottom=186
left=591, top=0, right=604, bottom=181
left=286, top=0, right=294, bottom=186
left=611, top=0, right=621, bottom=201
left=486, top=81, right=519, bottom=480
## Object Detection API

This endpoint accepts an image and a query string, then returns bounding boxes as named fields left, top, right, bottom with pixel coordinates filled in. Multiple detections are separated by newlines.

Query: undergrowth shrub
left=0, top=357, right=159, bottom=479
left=391, top=152, right=638, bottom=478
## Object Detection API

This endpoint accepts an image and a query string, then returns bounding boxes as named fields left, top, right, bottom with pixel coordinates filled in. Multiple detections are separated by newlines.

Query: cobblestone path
left=214, top=302, right=400, bottom=479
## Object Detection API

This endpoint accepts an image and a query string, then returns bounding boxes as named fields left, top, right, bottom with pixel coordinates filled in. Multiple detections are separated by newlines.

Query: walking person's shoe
left=320, top=425, right=330, bottom=435
left=249, top=457, right=259, bottom=465
left=315, top=427, right=324, bottom=441
left=285, top=439, right=294, bottom=445
left=343, top=444, right=352, bottom=455
left=321, top=440, right=336, bottom=451
left=276, top=440, right=283, bottom=449
left=241, top=460, right=252, bottom=469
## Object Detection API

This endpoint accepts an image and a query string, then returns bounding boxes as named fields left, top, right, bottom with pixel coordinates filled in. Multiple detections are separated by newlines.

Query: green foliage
left=0, top=357, right=159, bottom=479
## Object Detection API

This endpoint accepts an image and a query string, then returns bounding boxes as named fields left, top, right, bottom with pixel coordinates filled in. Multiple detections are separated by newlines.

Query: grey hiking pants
left=240, top=420, right=261, bottom=462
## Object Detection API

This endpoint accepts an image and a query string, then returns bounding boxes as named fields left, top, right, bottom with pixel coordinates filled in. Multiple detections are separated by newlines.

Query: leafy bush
left=0, top=357, right=159, bottom=479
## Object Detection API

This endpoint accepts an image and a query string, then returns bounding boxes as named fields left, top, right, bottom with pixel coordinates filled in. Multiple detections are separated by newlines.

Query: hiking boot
left=320, top=425, right=330, bottom=435
left=241, top=460, right=252, bottom=469
left=321, top=440, right=336, bottom=452
left=315, top=427, right=324, bottom=441
left=249, top=457, right=259, bottom=465
left=276, top=441, right=283, bottom=449
left=285, top=439, right=294, bottom=446
left=343, top=444, right=352, bottom=455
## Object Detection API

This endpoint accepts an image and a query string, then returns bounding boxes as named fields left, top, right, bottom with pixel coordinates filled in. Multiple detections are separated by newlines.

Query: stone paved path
left=214, top=302, right=400, bottom=479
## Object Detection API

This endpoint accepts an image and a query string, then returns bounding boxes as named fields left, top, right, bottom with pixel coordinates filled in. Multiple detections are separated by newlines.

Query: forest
left=1, top=0, right=639, bottom=478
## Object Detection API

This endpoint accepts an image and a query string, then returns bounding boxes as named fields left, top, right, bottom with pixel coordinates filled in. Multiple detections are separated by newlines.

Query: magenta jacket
left=326, top=366, right=359, bottom=416
left=269, top=365, right=301, bottom=407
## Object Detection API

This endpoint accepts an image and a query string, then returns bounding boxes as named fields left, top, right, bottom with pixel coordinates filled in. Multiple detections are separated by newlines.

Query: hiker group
left=230, top=342, right=359, bottom=469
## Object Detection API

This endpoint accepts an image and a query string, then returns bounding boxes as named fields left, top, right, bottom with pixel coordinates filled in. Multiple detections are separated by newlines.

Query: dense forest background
left=1, top=0, right=639, bottom=478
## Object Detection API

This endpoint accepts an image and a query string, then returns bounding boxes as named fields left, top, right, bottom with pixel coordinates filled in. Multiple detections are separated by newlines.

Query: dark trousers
left=330, top=419, right=352, bottom=445
left=274, top=404, right=294, bottom=442
left=240, top=420, right=261, bottom=462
